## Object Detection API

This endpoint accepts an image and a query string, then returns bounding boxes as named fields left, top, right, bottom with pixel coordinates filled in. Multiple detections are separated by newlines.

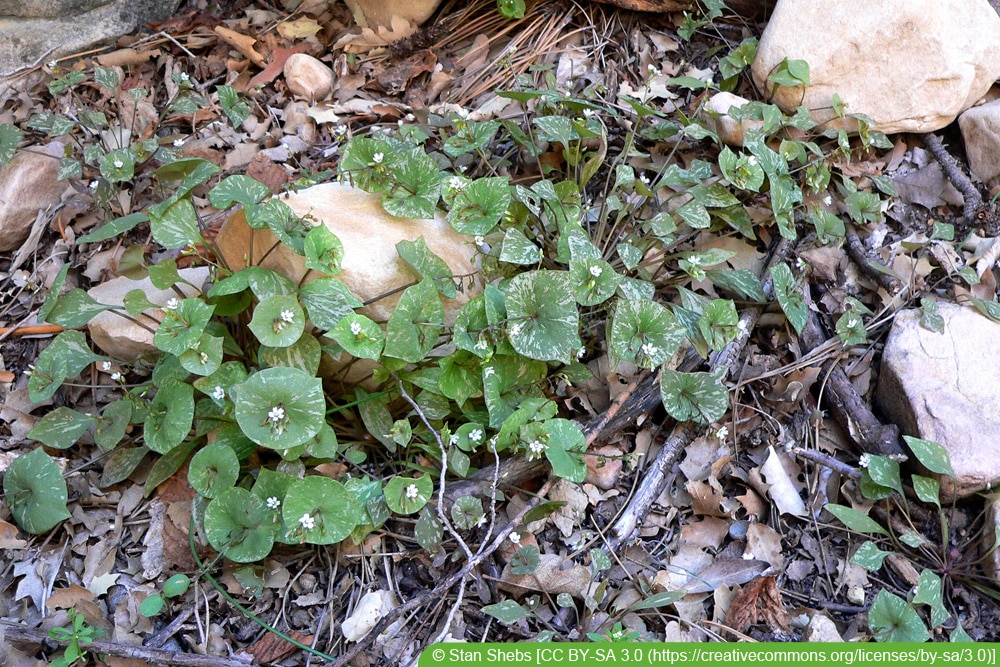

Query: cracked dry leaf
left=724, top=575, right=789, bottom=632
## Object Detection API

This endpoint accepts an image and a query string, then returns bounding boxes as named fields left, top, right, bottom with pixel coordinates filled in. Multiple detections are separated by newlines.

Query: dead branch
left=922, top=133, right=985, bottom=224
left=844, top=222, right=901, bottom=293
left=0, top=620, right=252, bottom=667
left=798, top=287, right=904, bottom=457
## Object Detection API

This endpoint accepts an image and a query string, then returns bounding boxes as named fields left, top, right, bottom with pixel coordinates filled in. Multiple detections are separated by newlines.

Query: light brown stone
left=215, top=182, right=481, bottom=324
left=876, top=301, right=1000, bottom=498
left=704, top=92, right=763, bottom=146
left=959, top=100, right=1000, bottom=188
left=0, top=141, right=65, bottom=251
left=283, top=53, right=333, bottom=102
left=86, top=267, right=209, bottom=361
left=752, top=0, right=1000, bottom=134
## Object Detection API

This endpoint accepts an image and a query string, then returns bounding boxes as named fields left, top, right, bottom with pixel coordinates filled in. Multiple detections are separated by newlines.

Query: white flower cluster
left=299, top=513, right=315, bottom=530
left=405, top=484, right=420, bottom=500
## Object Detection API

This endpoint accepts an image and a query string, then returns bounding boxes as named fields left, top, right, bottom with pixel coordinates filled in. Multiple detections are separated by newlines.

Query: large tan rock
left=0, top=141, right=65, bottom=251
left=876, top=302, right=1000, bottom=498
left=751, top=0, right=1000, bottom=134
left=215, top=182, right=481, bottom=324
left=343, top=0, right=442, bottom=28
left=959, top=100, right=1000, bottom=188
left=87, top=267, right=210, bottom=361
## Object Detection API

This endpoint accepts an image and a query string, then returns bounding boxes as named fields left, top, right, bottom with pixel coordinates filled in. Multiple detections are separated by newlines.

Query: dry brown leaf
left=892, top=163, right=965, bottom=210
left=375, top=50, right=437, bottom=95
left=724, top=575, right=789, bottom=632
left=214, top=26, right=266, bottom=67
left=277, top=18, right=323, bottom=40
left=683, top=557, right=769, bottom=594
left=334, top=15, right=418, bottom=53
left=247, top=629, right=315, bottom=662
left=0, top=519, right=27, bottom=548
left=96, top=48, right=162, bottom=68
left=247, top=152, right=290, bottom=193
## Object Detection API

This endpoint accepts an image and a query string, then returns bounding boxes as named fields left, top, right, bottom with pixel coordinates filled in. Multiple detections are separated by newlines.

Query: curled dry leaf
left=724, top=575, right=789, bottom=632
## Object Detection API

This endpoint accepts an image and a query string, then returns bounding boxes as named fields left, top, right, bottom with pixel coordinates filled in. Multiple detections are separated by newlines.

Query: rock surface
left=343, top=0, right=442, bottom=28
left=0, top=141, right=66, bottom=251
left=876, top=301, right=1000, bottom=498
left=283, top=53, right=334, bottom=102
left=751, top=0, right=1000, bottom=134
left=0, top=0, right=181, bottom=77
left=86, top=267, right=210, bottom=361
left=215, top=182, right=481, bottom=324
left=959, top=100, right=1000, bottom=188
left=705, top=92, right=763, bottom=146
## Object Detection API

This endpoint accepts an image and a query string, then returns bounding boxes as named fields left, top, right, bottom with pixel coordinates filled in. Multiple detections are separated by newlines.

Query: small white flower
left=333, top=125, right=347, bottom=137
left=449, top=433, right=459, bottom=446
left=110, top=371, right=123, bottom=381
left=528, top=439, right=546, bottom=455
left=199, top=351, right=210, bottom=364
left=299, top=513, right=315, bottom=530
left=372, top=152, right=384, bottom=164
left=212, top=385, right=226, bottom=401
left=23, top=364, right=35, bottom=376
left=268, top=406, right=286, bottom=423
left=742, top=551, right=756, bottom=560
left=639, top=173, right=650, bottom=185
left=509, top=323, right=523, bottom=337
left=474, top=235, right=485, bottom=245
left=172, top=138, right=184, bottom=147
left=469, top=428, right=483, bottom=443
left=858, top=453, right=871, bottom=468
left=746, top=155, right=758, bottom=166
left=47, top=60, right=57, bottom=69
left=350, top=320, right=363, bottom=336
left=100, top=361, right=112, bottom=372
left=823, top=194, right=833, bottom=207
left=796, top=257, right=808, bottom=272
left=640, top=342, right=659, bottom=357
left=737, top=319, right=749, bottom=333
left=506, top=44, right=517, bottom=56
left=588, top=264, right=603, bottom=277
left=449, top=176, right=466, bottom=191
left=165, top=298, right=179, bottom=311
left=113, top=158, right=124, bottom=169
left=178, top=72, right=190, bottom=82
left=89, top=180, right=99, bottom=190
left=266, top=496, right=280, bottom=510
left=474, top=338, right=488, bottom=351
left=405, top=484, right=420, bottom=500
left=279, top=309, right=295, bottom=323
left=686, top=255, right=701, bottom=266
left=484, top=366, right=495, bottom=378
left=582, top=108, right=595, bottom=118
left=715, top=425, right=729, bottom=441
left=508, top=531, right=522, bottom=545
left=577, top=346, right=586, bottom=359
left=646, top=64, right=662, bottom=77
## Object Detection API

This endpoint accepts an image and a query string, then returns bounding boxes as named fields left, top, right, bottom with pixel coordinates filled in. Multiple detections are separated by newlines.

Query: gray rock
left=959, top=99, right=1000, bottom=188
left=751, top=0, right=1000, bottom=134
left=877, top=301, right=1000, bottom=498
left=0, top=0, right=180, bottom=76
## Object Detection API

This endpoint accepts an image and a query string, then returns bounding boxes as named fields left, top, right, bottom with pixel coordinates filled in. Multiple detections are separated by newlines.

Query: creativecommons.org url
left=688, top=647, right=997, bottom=666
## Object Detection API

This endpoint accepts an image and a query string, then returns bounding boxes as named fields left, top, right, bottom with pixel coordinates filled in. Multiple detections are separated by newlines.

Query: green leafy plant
left=48, top=609, right=99, bottom=667
left=2, top=50, right=915, bottom=646
left=826, top=437, right=980, bottom=642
